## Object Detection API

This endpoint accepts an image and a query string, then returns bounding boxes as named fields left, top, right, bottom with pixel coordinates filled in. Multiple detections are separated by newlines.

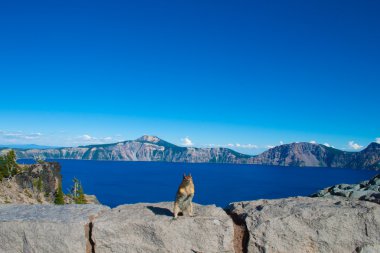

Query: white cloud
left=266, top=145, right=275, bottom=149
left=181, top=137, right=193, bottom=146
left=310, top=140, right=317, bottom=144
left=0, top=130, right=43, bottom=141
left=323, top=143, right=331, bottom=147
left=74, top=134, right=116, bottom=144
left=348, top=141, right=363, bottom=150
left=376, top=138, right=380, bottom=144
left=280, top=141, right=284, bottom=145
left=80, top=134, right=94, bottom=141
left=205, top=143, right=258, bottom=149
left=240, top=144, right=258, bottom=149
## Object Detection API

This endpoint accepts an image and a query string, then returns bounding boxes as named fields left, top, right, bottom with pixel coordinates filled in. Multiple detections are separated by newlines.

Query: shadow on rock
left=147, top=206, right=173, bottom=216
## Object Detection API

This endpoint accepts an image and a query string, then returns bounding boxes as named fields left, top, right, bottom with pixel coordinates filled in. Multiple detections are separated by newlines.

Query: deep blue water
left=18, top=159, right=379, bottom=208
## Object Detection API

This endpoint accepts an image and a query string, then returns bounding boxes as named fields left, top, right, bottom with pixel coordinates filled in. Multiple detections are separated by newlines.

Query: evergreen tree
left=37, top=177, right=43, bottom=192
left=0, top=150, right=19, bottom=179
left=54, top=183, right=65, bottom=205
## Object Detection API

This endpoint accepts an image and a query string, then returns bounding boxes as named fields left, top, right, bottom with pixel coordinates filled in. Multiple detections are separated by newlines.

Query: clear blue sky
left=0, top=0, right=379, bottom=154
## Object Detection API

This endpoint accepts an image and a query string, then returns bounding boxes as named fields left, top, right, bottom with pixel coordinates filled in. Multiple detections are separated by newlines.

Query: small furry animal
left=173, top=173, right=195, bottom=219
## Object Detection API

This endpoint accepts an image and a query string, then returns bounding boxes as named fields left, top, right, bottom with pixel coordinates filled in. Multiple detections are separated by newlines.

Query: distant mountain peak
left=363, top=142, right=380, bottom=151
left=135, top=135, right=161, bottom=143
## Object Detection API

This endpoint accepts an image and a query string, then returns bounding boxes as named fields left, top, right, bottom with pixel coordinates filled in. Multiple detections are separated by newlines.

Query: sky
left=0, top=0, right=379, bottom=154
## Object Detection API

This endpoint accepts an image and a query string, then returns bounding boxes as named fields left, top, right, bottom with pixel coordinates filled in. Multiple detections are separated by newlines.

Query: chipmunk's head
left=183, top=173, right=193, bottom=182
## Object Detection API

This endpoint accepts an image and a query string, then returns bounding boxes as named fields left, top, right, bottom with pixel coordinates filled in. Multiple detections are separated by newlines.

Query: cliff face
left=11, top=135, right=253, bottom=163
left=0, top=162, right=99, bottom=204
left=5, top=135, right=380, bottom=169
left=253, top=142, right=380, bottom=169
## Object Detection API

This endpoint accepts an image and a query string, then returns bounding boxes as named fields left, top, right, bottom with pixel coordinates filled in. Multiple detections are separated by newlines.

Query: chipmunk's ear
left=183, top=173, right=186, bottom=178
left=189, top=173, right=192, bottom=177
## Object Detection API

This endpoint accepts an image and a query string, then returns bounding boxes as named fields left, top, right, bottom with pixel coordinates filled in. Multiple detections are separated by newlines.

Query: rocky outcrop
left=0, top=204, right=109, bottom=253
left=227, top=197, right=380, bottom=253
left=311, top=174, right=380, bottom=204
left=0, top=162, right=61, bottom=204
left=92, top=202, right=234, bottom=253
left=1, top=196, right=380, bottom=253
left=6, top=136, right=380, bottom=169
left=0, top=161, right=99, bottom=205
left=0, top=202, right=233, bottom=253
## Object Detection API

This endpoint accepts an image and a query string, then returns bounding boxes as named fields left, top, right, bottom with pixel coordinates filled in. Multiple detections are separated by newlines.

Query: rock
left=357, top=244, right=380, bottom=253
left=227, top=197, right=380, bottom=253
left=0, top=204, right=109, bottom=253
left=337, top=183, right=353, bottom=190
left=0, top=162, right=61, bottom=204
left=92, top=202, right=234, bottom=253
left=311, top=174, right=380, bottom=204
left=330, top=188, right=351, bottom=197
left=84, top=194, right=100, bottom=204
left=350, top=190, right=377, bottom=199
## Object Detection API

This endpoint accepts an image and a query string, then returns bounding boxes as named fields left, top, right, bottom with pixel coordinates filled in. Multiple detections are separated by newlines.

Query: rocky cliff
left=0, top=162, right=61, bottom=204
left=252, top=141, right=380, bottom=169
left=9, top=135, right=252, bottom=163
left=0, top=161, right=99, bottom=205
left=3, top=135, right=380, bottom=169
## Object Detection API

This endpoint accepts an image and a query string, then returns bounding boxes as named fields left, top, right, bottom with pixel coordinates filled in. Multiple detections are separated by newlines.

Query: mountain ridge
left=1, top=135, right=379, bottom=170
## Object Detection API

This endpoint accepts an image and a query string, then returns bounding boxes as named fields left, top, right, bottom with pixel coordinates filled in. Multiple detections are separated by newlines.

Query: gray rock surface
left=311, top=174, right=380, bottom=204
left=227, top=197, right=380, bottom=253
left=92, top=202, right=234, bottom=253
left=0, top=204, right=109, bottom=253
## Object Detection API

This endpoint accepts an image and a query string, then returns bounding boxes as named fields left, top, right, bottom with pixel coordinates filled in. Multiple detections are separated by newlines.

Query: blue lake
left=18, top=159, right=379, bottom=208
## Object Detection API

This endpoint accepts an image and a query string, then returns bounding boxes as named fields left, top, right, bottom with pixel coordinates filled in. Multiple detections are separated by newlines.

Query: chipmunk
left=173, top=173, right=195, bottom=219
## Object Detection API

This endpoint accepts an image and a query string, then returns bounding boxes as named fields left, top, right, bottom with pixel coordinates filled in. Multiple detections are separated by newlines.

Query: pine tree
left=54, top=183, right=65, bottom=205
left=0, top=150, right=19, bottom=179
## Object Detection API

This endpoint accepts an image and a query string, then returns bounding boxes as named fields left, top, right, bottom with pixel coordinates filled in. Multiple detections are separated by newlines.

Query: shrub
left=54, top=183, right=65, bottom=205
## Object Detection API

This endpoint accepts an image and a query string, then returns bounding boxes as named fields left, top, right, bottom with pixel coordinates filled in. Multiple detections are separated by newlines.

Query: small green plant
left=4, top=196, right=11, bottom=204
left=54, top=183, right=65, bottom=205
left=24, top=189, right=32, bottom=198
left=37, top=177, right=43, bottom=192
left=33, top=177, right=43, bottom=192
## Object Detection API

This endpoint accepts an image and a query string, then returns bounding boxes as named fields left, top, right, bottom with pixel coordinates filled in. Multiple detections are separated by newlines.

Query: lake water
left=18, top=159, right=379, bottom=208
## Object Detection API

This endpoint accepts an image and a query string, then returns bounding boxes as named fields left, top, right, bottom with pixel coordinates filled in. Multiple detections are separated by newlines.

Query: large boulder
left=0, top=204, right=109, bottom=253
left=227, top=197, right=380, bottom=253
left=92, top=202, right=234, bottom=253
